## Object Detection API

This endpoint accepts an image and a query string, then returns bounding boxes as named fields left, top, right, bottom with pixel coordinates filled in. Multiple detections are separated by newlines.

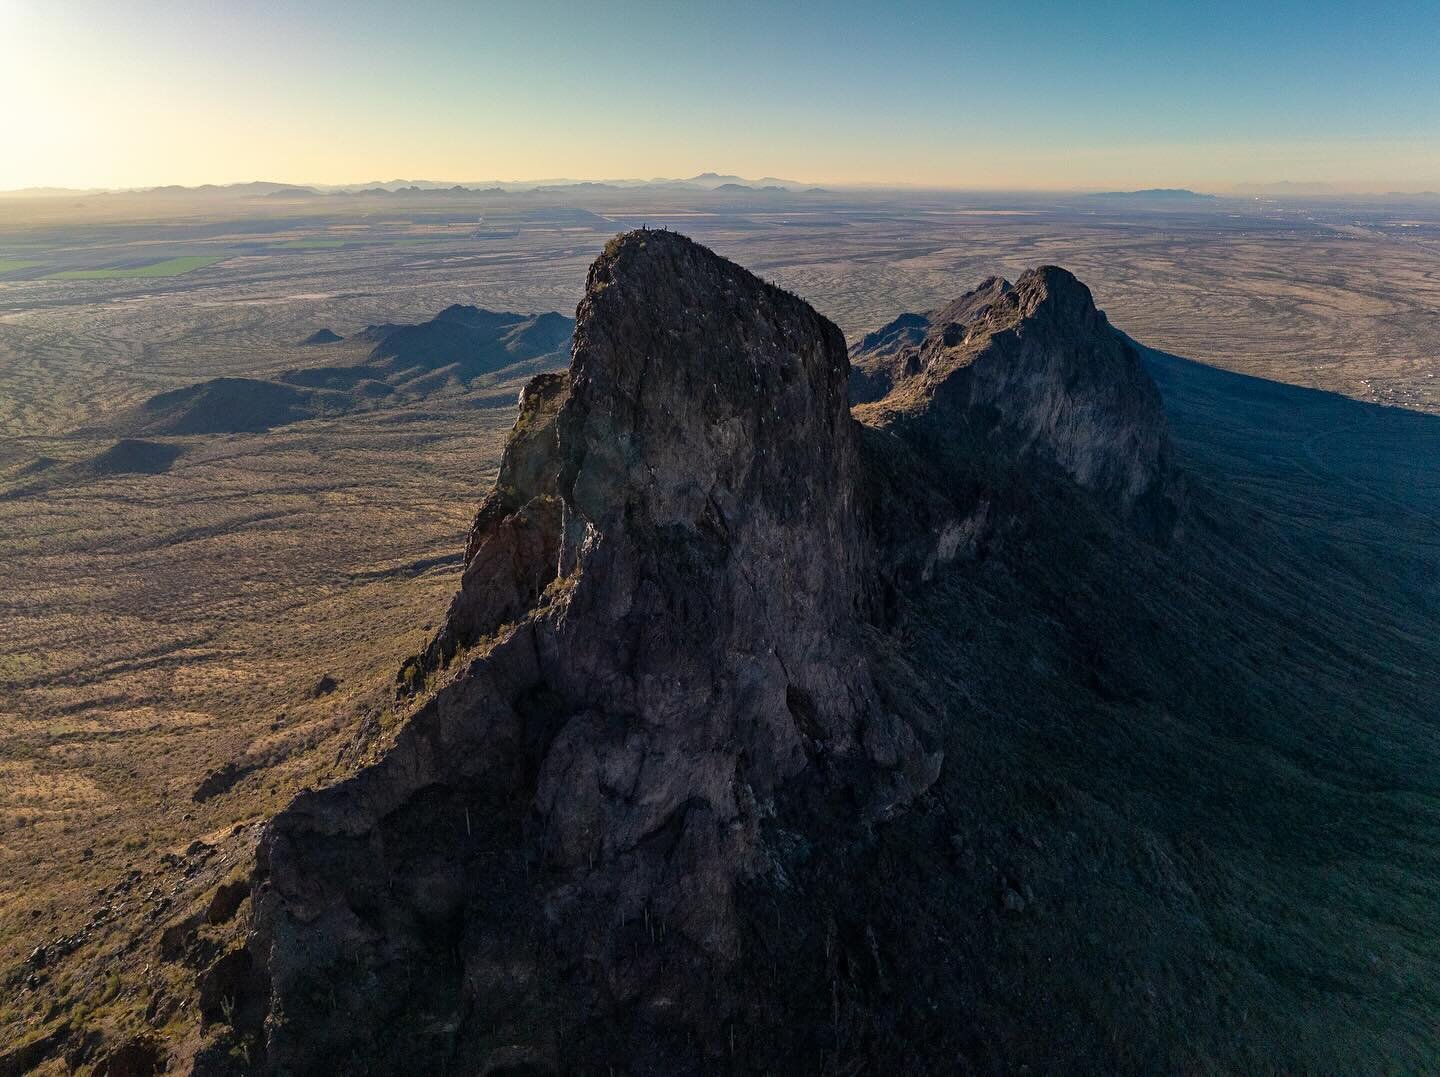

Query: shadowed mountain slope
left=113, top=307, right=574, bottom=436
left=125, top=377, right=326, bottom=435
left=850, top=267, right=1177, bottom=531
left=124, top=232, right=1440, bottom=1075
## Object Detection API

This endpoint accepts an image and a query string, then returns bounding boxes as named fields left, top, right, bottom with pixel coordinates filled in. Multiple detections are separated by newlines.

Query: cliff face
left=243, top=232, right=940, bottom=1073
left=224, top=232, right=1187, bottom=1074
left=536, top=234, right=938, bottom=940
left=412, top=368, right=569, bottom=673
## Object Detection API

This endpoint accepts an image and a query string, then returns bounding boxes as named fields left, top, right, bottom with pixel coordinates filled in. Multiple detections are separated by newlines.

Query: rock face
left=406, top=369, right=569, bottom=679
left=851, top=267, right=1177, bottom=531
left=244, top=232, right=940, bottom=1072
left=232, top=233, right=1177, bottom=1073
left=539, top=232, right=937, bottom=897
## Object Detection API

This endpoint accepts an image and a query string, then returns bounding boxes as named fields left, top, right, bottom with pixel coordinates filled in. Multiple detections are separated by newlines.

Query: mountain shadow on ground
left=1, top=438, right=186, bottom=500
left=86, top=438, right=186, bottom=475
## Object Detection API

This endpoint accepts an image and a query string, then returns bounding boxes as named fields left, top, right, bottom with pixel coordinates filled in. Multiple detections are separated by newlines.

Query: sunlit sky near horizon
left=3, top=0, right=1438, bottom=192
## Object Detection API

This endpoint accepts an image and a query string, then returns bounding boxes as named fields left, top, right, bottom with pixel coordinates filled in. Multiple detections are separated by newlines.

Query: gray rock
left=235, top=232, right=1178, bottom=1074
left=247, top=231, right=940, bottom=1072
left=853, top=265, right=1180, bottom=538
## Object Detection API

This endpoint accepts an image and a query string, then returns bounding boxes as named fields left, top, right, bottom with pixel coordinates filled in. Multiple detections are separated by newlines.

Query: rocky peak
left=530, top=229, right=937, bottom=950
left=853, top=264, right=1177, bottom=529
left=234, top=235, right=1179, bottom=1074
left=246, top=230, right=937, bottom=1072
left=850, top=310, right=930, bottom=358
left=930, top=273, right=1013, bottom=329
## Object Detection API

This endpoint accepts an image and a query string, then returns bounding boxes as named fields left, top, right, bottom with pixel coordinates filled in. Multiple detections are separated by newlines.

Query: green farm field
left=47, top=255, right=227, bottom=280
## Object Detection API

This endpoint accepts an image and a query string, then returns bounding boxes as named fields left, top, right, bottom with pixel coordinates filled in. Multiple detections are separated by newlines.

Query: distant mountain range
left=1231, top=181, right=1440, bottom=199
left=9, top=177, right=1439, bottom=201
left=0, top=173, right=820, bottom=198
left=1088, top=188, right=1218, bottom=200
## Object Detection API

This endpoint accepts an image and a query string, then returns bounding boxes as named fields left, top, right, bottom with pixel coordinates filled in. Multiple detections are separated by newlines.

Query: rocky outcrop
left=243, top=231, right=940, bottom=1073
left=851, top=267, right=1178, bottom=534
left=404, top=370, right=569, bottom=682
left=229, top=235, right=1177, bottom=1074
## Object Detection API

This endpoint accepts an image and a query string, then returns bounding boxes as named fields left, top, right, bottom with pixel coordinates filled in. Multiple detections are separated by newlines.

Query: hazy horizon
left=5, top=0, right=1438, bottom=193
left=6, top=174, right=1440, bottom=198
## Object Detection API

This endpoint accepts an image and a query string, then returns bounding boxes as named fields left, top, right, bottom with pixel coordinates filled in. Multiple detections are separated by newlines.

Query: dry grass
left=0, top=388, right=520, bottom=1050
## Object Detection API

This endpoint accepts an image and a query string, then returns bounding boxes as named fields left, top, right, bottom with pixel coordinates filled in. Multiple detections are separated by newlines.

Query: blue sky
left=3, top=0, right=1438, bottom=189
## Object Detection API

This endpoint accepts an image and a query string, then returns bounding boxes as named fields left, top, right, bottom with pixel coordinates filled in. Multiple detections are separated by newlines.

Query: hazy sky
left=4, top=0, right=1438, bottom=191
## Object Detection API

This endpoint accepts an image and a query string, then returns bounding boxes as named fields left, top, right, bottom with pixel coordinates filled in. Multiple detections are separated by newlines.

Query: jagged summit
left=850, top=309, right=929, bottom=357
left=930, top=272, right=1013, bottom=327
left=225, top=232, right=1187, bottom=1074
left=245, top=231, right=938, bottom=1072
left=852, top=264, right=1177, bottom=528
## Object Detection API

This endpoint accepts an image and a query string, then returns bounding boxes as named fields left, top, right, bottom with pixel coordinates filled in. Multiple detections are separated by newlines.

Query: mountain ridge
left=851, top=266, right=1178, bottom=532
left=197, top=231, right=1226, bottom=1073
left=104, top=306, right=574, bottom=437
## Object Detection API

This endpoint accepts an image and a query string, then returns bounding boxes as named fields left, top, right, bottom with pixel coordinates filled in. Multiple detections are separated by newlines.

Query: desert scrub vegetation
left=0, top=384, right=521, bottom=1047
left=0, top=652, right=51, bottom=684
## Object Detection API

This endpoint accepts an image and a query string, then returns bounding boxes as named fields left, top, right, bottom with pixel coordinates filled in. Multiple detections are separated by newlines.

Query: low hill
left=1089, top=187, right=1217, bottom=200
left=367, top=306, right=573, bottom=385
left=1, top=439, right=185, bottom=499
left=86, top=438, right=185, bottom=475
left=128, top=377, right=320, bottom=435
left=109, top=308, right=574, bottom=436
